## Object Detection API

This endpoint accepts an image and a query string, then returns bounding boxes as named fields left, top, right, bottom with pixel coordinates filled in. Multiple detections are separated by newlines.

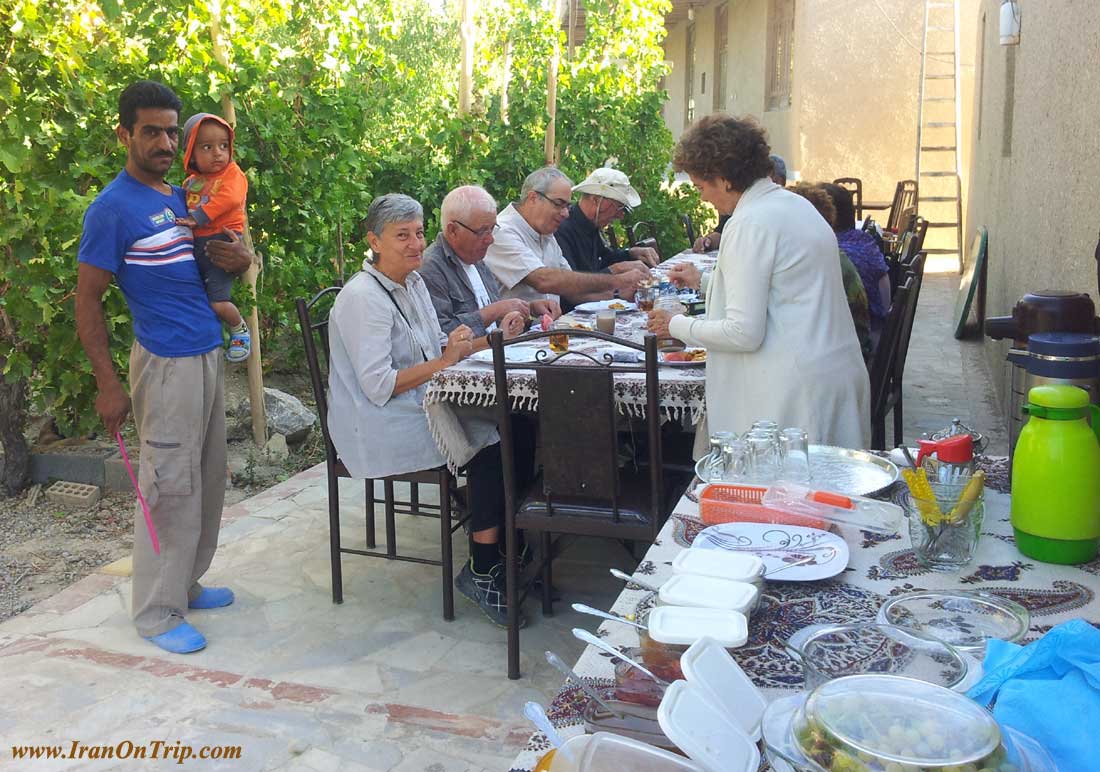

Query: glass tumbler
left=548, top=319, right=570, bottom=353
left=721, top=439, right=750, bottom=482
left=706, top=431, right=738, bottom=481
left=906, top=478, right=984, bottom=570
left=746, top=431, right=780, bottom=483
left=779, top=428, right=811, bottom=482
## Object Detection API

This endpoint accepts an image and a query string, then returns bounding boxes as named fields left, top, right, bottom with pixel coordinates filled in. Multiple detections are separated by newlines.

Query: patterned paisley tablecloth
left=508, top=457, right=1100, bottom=771
left=424, top=314, right=707, bottom=421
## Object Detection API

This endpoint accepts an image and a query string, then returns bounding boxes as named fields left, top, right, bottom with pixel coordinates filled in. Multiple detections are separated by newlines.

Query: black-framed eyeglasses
left=536, top=191, right=572, bottom=211
left=453, top=221, right=499, bottom=239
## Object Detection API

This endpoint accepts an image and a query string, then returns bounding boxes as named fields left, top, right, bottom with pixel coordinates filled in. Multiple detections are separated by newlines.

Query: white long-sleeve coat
left=669, top=178, right=870, bottom=449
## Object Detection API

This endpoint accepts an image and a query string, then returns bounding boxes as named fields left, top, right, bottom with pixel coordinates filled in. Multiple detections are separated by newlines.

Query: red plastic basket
left=698, top=484, right=828, bottom=530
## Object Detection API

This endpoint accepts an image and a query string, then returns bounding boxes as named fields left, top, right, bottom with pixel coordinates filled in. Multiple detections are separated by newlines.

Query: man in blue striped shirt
left=75, top=81, right=251, bottom=654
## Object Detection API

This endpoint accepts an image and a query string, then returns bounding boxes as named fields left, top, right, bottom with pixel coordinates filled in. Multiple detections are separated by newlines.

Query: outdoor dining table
left=506, top=455, right=1100, bottom=771
left=422, top=250, right=719, bottom=464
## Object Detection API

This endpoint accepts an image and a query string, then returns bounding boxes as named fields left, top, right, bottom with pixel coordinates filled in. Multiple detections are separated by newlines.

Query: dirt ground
left=0, top=367, right=322, bottom=625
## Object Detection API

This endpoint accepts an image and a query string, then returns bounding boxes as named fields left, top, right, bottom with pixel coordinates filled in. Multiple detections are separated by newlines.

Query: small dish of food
left=661, top=348, right=707, bottom=366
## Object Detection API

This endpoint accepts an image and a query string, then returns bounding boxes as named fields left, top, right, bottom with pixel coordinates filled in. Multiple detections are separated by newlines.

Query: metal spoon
left=763, top=554, right=816, bottom=577
left=544, top=651, right=622, bottom=716
left=609, top=568, right=661, bottom=593
left=523, top=701, right=573, bottom=761
left=571, top=628, right=670, bottom=687
left=571, top=603, right=648, bottom=631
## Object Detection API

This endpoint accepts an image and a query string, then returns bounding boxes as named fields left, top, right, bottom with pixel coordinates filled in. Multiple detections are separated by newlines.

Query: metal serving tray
left=695, top=444, right=899, bottom=498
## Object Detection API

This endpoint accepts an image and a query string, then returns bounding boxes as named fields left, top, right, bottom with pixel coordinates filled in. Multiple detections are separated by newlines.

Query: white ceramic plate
left=692, top=522, right=849, bottom=581
left=573, top=299, right=638, bottom=313
left=468, top=346, right=547, bottom=365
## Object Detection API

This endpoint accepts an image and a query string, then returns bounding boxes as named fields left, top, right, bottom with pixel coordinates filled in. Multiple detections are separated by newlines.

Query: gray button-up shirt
left=419, top=232, right=504, bottom=336
left=326, top=262, right=449, bottom=479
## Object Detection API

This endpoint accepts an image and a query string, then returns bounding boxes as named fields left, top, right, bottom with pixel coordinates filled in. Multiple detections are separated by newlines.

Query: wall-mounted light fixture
left=1000, top=0, right=1021, bottom=46
left=687, top=5, right=695, bottom=22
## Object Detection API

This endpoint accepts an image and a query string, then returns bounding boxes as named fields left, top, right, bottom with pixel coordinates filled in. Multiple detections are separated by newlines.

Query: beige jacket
left=669, top=179, right=870, bottom=449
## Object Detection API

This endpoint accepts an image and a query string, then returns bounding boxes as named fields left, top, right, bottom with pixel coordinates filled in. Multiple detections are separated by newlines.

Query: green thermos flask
left=1011, top=384, right=1100, bottom=563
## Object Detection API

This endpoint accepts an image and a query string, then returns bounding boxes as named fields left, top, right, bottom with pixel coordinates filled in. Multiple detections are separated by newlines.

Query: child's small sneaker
left=227, top=325, right=250, bottom=363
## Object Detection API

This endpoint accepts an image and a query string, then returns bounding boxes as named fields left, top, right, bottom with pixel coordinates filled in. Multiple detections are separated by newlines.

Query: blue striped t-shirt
left=77, top=169, right=222, bottom=357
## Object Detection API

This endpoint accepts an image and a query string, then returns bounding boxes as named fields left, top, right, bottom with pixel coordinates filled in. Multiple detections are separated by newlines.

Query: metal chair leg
left=506, top=513, right=521, bottom=680
left=893, top=391, right=905, bottom=448
left=541, top=531, right=553, bottom=617
left=328, top=466, right=343, bottom=604
left=365, top=478, right=377, bottom=549
left=440, top=472, right=455, bottom=621
left=384, top=479, right=397, bottom=557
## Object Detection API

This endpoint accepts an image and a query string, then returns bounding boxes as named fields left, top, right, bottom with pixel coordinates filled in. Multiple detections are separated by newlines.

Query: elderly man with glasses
left=555, top=167, right=659, bottom=274
left=483, top=167, right=645, bottom=310
left=420, top=185, right=561, bottom=336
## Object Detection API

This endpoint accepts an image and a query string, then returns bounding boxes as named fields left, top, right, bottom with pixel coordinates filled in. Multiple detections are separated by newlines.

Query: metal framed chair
left=882, top=253, right=926, bottom=447
left=833, top=177, right=863, bottom=221
left=870, top=277, right=912, bottom=450
left=885, top=180, right=919, bottom=234
left=296, top=287, right=468, bottom=619
left=680, top=214, right=697, bottom=247
left=887, top=213, right=926, bottom=296
left=489, top=328, right=688, bottom=679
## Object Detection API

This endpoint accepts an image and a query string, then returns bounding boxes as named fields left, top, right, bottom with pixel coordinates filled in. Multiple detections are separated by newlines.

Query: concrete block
left=103, top=456, right=137, bottom=492
left=45, top=480, right=101, bottom=509
left=30, top=453, right=105, bottom=487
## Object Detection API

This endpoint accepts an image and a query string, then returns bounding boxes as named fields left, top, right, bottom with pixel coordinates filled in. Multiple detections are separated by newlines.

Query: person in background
left=76, top=81, right=253, bottom=655
left=769, top=154, right=788, bottom=187
left=821, top=183, right=891, bottom=345
left=650, top=115, right=869, bottom=449
left=692, top=153, right=787, bottom=253
left=483, top=167, right=645, bottom=310
left=555, top=167, right=659, bottom=273
left=789, top=183, right=873, bottom=363
left=420, top=185, right=560, bottom=336
left=327, top=193, right=528, bottom=628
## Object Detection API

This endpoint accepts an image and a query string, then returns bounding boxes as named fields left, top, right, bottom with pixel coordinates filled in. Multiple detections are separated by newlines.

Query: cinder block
left=30, top=453, right=105, bottom=487
left=45, top=480, right=101, bottom=509
left=103, top=456, right=138, bottom=492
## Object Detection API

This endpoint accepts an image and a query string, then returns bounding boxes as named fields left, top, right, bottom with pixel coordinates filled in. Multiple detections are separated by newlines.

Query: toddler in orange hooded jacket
left=177, top=113, right=250, bottom=362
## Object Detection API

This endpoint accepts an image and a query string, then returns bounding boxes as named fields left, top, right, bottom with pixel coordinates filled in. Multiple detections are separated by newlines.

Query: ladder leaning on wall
left=915, top=0, right=964, bottom=270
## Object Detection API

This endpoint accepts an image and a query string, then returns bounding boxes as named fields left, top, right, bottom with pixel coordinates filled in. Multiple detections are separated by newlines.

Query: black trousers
left=465, top=415, right=537, bottom=533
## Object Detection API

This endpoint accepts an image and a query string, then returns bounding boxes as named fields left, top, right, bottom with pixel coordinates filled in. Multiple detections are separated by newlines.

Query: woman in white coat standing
left=648, top=115, right=870, bottom=449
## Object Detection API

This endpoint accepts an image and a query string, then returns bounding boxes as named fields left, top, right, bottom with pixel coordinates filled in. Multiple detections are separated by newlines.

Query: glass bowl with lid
left=785, top=622, right=971, bottom=690
left=876, top=590, right=1030, bottom=656
left=760, top=674, right=1055, bottom=772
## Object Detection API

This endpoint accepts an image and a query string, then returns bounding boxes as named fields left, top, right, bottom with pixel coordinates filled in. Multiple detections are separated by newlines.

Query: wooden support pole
left=458, top=0, right=474, bottom=115
left=209, top=0, right=266, bottom=447
left=544, top=42, right=559, bottom=165
left=500, top=37, right=512, bottom=124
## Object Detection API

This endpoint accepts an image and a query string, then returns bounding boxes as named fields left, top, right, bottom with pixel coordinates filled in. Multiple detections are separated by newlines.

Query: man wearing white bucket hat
left=555, top=167, right=659, bottom=274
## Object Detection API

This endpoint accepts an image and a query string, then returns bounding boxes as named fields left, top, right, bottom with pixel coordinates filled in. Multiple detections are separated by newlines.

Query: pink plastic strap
left=116, top=432, right=160, bottom=555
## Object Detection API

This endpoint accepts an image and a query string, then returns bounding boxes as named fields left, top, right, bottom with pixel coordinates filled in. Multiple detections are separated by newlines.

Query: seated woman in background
left=650, top=115, right=869, bottom=450
left=821, top=183, right=891, bottom=344
left=327, top=193, right=527, bottom=628
left=789, top=183, right=873, bottom=363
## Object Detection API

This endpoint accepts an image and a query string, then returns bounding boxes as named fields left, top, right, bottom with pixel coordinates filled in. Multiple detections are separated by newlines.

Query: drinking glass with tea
left=549, top=320, right=570, bottom=353
left=636, top=284, right=659, bottom=312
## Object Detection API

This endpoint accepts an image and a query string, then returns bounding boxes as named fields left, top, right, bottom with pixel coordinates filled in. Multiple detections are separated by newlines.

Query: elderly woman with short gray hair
left=327, top=193, right=527, bottom=626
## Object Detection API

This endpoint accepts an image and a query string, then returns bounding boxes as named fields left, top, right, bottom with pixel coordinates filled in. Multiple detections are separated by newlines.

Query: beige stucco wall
left=662, top=0, right=978, bottom=251
left=965, top=1, right=1100, bottom=414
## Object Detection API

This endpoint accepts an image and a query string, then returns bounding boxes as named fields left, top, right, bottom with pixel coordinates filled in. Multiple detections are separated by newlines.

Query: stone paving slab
left=0, top=271, right=1002, bottom=771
